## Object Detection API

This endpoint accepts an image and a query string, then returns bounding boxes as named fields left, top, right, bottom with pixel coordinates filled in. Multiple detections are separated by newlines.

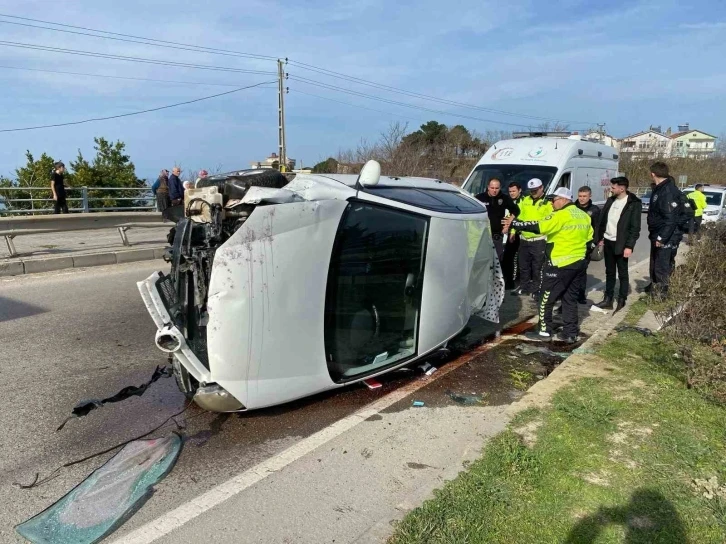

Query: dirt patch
left=582, top=470, right=612, bottom=487
left=513, top=420, right=543, bottom=448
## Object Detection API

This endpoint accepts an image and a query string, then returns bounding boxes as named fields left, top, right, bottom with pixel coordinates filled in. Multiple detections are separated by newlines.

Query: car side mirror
left=358, top=160, right=381, bottom=187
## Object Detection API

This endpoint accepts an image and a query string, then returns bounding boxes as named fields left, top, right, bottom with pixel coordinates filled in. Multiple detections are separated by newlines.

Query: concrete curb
left=0, top=246, right=166, bottom=277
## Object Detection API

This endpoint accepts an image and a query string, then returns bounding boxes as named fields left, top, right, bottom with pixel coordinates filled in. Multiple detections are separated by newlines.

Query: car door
left=324, top=201, right=428, bottom=382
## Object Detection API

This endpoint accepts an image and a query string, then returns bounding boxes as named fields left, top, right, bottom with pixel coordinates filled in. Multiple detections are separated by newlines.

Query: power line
left=0, top=13, right=599, bottom=126
left=0, top=14, right=276, bottom=61
left=0, top=80, right=275, bottom=133
left=289, top=88, right=417, bottom=121
left=0, top=40, right=278, bottom=75
left=0, top=64, right=261, bottom=87
left=288, top=75, right=573, bottom=129
left=287, top=60, right=597, bottom=125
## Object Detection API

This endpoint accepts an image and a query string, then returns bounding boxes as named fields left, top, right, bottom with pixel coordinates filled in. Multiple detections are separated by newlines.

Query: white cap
left=527, top=178, right=543, bottom=189
left=553, top=187, right=573, bottom=201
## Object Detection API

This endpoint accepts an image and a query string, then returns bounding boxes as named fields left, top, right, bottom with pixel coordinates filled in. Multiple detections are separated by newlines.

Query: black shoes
left=577, top=296, right=588, bottom=305
left=595, top=296, right=614, bottom=310
left=554, top=332, right=579, bottom=344
left=524, top=330, right=551, bottom=342
left=613, top=298, right=626, bottom=314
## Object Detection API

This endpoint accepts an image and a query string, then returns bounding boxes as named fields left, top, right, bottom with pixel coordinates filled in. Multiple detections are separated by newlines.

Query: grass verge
left=389, top=307, right=726, bottom=544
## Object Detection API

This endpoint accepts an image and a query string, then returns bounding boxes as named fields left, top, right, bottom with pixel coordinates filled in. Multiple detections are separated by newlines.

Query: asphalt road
left=0, top=217, right=650, bottom=542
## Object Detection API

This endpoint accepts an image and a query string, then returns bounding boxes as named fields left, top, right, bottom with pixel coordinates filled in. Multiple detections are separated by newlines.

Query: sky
left=0, top=0, right=724, bottom=181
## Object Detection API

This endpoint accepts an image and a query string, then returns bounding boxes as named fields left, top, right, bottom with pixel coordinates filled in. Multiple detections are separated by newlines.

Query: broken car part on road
left=16, top=435, right=182, bottom=544
left=138, top=162, right=504, bottom=412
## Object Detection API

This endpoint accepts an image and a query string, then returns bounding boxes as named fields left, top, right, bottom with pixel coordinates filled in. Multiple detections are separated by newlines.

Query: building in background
left=619, top=125, right=672, bottom=159
left=669, top=124, right=717, bottom=159
left=251, top=152, right=296, bottom=171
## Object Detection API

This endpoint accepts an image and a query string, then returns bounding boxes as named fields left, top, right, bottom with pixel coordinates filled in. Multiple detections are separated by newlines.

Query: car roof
left=312, top=174, right=459, bottom=191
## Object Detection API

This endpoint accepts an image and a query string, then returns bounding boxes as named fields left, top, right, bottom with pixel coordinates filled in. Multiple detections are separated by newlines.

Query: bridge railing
left=0, top=186, right=156, bottom=215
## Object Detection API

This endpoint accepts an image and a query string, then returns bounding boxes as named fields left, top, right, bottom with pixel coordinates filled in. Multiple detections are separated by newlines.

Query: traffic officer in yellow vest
left=503, top=187, right=594, bottom=343
left=687, top=184, right=708, bottom=235
left=510, top=178, right=553, bottom=299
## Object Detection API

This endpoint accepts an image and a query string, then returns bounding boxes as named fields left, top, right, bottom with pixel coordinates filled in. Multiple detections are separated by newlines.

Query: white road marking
left=110, top=331, right=517, bottom=544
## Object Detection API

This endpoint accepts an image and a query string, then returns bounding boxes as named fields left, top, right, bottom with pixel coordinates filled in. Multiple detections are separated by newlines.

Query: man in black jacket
left=475, top=178, right=520, bottom=262
left=574, top=186, right=601, bottom=304
left=646, top=162, right=689, bottom=297
left=595, top=177, right=642, bottom=313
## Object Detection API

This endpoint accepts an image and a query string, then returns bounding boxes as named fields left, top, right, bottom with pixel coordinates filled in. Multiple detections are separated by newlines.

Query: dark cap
left=53, top=161, right=65, bottom=169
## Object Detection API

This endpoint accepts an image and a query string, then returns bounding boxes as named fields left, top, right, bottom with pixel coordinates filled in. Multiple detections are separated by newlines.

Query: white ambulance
left=462, top=135, right=620, bottom=204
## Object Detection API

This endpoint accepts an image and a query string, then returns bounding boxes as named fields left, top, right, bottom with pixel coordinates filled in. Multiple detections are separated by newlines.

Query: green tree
left=312, top=157, right=339, bottom=173
left=0, top=151, right=59, bottom=213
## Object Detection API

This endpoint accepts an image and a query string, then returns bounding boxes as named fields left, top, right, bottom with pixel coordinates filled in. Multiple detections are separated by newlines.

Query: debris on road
left=418, top=363, right=438, bottom=376
left=615, top=325, right=654, bottom=337
left=516, top=344, right=568, bottom=358
left=589, top=305, right=608, bottom=314
left=362, top=378, right=382, bottom=390
left=16, top=435, right=182, bottom=544
left=412, top=400, right=425, bottom=407
left=56, top=366, right=172, bottom=431
left=447, top=391, right=487, bottom=405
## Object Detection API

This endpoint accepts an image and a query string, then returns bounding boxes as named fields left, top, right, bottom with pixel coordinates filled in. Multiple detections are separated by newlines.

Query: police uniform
left=687, top=189, right=707, bottom=234
left=475, top=190, right=520, bottom=262
left=502, top=193, right=524, bottom=289
left=647, top=176, right=691, bottom=295
left=511, top=197, right=593, bottom=340
left=515, top=190, right=553, bottom=296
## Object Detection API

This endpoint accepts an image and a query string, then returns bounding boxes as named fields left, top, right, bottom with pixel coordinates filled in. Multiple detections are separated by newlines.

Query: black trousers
left=692, top=216, right=703, bottom=234
left=604, top=239, right=629, bottom=300
left=575, top=256, right=592, bottom=302
left=518, top=239, right=546, bottom=295
left=54, top=196, right=69, bottom=214
left=649, top=241, right=674, bottom=294
left=502, top=234, right=520, bottom=289
left=538, top=260, right=587, bottom=337
left=492, top=234, right=504, bottom=263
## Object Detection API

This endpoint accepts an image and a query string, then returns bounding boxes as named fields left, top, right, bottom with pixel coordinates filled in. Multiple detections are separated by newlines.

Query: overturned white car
left=138, top=161, right=503, bottom=412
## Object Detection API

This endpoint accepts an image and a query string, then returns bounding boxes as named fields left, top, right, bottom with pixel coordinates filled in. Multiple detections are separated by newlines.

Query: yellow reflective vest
left=538, top=204, right=594, bottom=267
left=515, top=195, right=553, bottom=240
left=687, top=190, right=707, bottom=218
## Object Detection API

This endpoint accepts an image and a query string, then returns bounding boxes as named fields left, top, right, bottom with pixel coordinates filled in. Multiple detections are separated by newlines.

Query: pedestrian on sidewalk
left=50, top=161, right=68, bottom=214
left=574, top=186, right=602, bottom=305
left=511, top=178, right=553, bottom=299
left=686, top=184, right=707, bottom=235
left=475, top=178, right=519, bottom=262
left=503, top=187, right=593, bottom=343
left=502, top=181, right=524, bottom=290
left=645, top=162, right=690, bottom=297
left=168, top=167, right=184, bottom=205
left=151, top=169, right=171, bottom=212
left=595, top=177, right=642, bottom=313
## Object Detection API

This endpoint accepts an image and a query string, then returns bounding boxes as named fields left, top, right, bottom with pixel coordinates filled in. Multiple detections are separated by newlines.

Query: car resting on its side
left=138, top=161, right=504, bottom=412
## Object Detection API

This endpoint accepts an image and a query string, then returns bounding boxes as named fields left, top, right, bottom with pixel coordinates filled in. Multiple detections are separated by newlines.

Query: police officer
left=510, top=178, right=553, bottom=298
left=574, top=186, right=601, bottom=304
left=646, top=162, right=690, bottom=297
left=475, top=178, right=520, bottom=262
left=504, top=187, right=593, bottom=343
left=687, top=184, right=708, bottom=235
left=502, top=181, right=524, bottom=289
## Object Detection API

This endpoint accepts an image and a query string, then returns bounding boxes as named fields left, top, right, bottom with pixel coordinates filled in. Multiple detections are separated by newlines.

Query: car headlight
left=704, top=210, right=719, bottom=216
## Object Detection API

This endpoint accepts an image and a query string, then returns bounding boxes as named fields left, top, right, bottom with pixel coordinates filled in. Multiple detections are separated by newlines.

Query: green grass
left=389, top=312, right=726, bottom=544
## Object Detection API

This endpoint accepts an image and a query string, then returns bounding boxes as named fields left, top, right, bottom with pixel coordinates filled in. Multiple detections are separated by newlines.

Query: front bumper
left=137, top=272, right=245, bottom=412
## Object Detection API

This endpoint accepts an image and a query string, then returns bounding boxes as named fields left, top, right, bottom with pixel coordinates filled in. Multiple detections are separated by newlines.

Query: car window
left=464, top=164, right=558, bottom=196
left=324, top=202, right=428, bottom=382
left=364, top=187, right=484, bottom=214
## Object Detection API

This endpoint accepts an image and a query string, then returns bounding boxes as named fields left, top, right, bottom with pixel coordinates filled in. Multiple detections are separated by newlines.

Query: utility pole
left=277, top=59, right=288, bottom=173
left=597, top=123, right=606, bottom=142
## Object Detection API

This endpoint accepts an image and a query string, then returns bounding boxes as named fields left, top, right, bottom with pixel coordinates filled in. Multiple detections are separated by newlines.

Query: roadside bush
left=656, top=222, right=726, bottom=402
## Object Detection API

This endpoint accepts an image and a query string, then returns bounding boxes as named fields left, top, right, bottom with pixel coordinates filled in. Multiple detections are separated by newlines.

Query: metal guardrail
left=0, top=186, right=155, bottom=215
left=0, top=212, right=168, bottom=257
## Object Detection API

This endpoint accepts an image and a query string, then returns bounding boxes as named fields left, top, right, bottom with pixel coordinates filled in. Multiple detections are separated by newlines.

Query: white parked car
left=138, top=162, right=503, bottom=412
left=682, top=186, right=726, bottom=224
